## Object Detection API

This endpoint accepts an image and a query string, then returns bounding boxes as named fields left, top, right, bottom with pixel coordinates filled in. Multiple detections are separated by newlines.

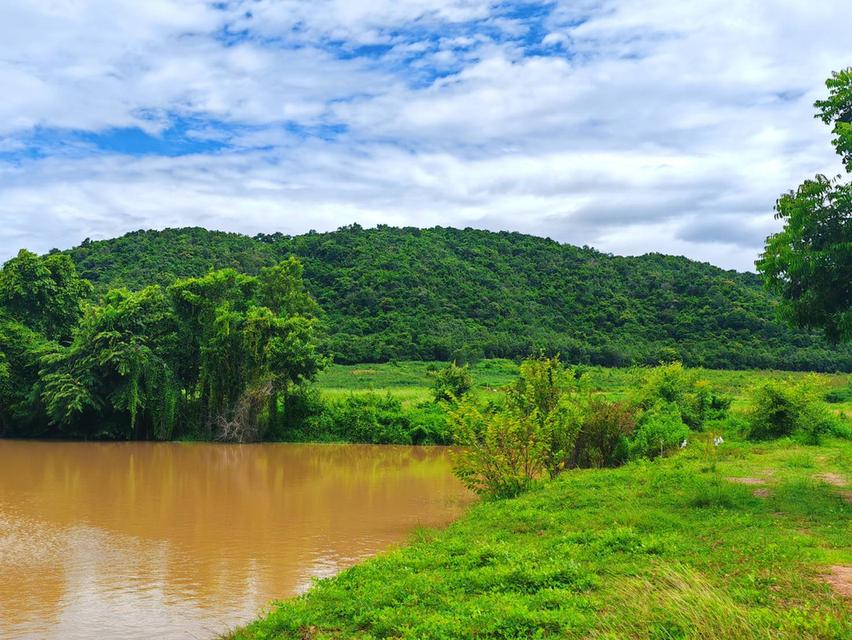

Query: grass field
left=317, top=360, right=852, bottom=414
left=228, top=434, right=851, bottom=639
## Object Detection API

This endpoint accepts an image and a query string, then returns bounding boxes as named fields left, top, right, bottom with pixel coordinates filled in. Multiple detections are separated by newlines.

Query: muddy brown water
left=0, top=440, right=472, bottom=639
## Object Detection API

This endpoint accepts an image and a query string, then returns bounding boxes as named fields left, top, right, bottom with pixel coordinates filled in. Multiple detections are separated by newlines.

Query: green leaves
left=0, top=255, right=326, bottom=441
left=0, top=250, right=92, bottom=341
left=758, top=68, right=852, bottom=343
left=757, top=176, right=851, bottom=343
left=814, top=67, right=852, bottom=172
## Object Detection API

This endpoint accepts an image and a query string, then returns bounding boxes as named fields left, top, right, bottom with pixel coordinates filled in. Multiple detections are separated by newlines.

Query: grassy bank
left=228, top=435, right=850, bottom=639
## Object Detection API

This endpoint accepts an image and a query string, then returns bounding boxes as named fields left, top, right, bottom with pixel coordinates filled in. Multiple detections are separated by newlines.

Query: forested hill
left=61, top=225, right=850, bottom=371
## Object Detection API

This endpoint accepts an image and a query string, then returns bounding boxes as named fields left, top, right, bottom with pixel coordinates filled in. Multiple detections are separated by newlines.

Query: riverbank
left=226, top=436, right=851, bottom=639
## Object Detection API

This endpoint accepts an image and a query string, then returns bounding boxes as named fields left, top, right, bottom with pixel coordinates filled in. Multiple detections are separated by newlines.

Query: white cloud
left=0, top=0, right=850, bottom=271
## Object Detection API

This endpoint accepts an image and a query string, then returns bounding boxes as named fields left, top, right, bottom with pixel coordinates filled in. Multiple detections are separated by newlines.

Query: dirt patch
left=815, top=472, right=847, bottom=487
left=753, top=488, right=770, bottom=498
left=725, top=477, right=766, bottom=486
left=823, top=565, right=852, bottom=598
left=839, top=490, right=852, bottom=504
left=351, top=369, right=378, bottom=376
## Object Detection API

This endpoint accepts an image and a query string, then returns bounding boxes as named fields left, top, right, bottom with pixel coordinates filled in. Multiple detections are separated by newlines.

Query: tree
left=757, top=68, right=852, bottom=342
left=814, top=67, right=852, bottom=172
left=0, top=250, right=91, bottom=341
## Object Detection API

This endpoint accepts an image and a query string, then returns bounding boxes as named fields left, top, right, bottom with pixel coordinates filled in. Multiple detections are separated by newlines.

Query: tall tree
left=757, top=68, right=852, bottom=342
left=0, top=250, right=92, bottom=341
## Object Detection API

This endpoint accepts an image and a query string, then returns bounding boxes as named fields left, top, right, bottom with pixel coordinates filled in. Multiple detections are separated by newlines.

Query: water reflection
left=0, top=441, right=471, bottom=639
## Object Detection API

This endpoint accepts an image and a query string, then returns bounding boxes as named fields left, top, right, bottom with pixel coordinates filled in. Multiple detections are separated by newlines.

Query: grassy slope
left=229, top=436, right=851, bottom=639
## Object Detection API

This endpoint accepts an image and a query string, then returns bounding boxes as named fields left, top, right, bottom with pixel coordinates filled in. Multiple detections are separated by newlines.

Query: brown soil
left=753, top=488, right=770, bottom=498
left=725, top=477, right=766, bottom=486
left=815, top=472, right=847, bottom=487
left=823, top=565, right=852, bottom=598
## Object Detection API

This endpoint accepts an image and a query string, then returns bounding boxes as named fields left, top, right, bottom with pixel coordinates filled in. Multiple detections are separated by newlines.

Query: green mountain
left=61, top=225, right=850, bottom=371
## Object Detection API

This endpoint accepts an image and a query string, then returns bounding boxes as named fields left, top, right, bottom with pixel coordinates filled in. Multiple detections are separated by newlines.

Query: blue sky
left=0, top=0, right=849, bottom=270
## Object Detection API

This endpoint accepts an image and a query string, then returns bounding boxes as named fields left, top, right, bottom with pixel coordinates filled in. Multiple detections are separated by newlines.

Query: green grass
left=227, top=435, right=851, bottom=639
left=317, top=360, right=850, bottom=412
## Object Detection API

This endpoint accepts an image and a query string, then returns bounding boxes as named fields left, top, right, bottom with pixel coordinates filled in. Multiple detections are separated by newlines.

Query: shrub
left=449, top=402, right=547, bottom=498
left=295, top=392, right=452, bottom=445
left=825, top=380, right=852, bottom=403
left=634, top=362, right=728, bottom=430
left=630, top=402, right=690, bottom=460
left=573, top=398, right=635, bottom=468
left=432, top=361, right=473, bottom=403
left=449, top=354, right=585, bottom=497
left=746, top=377, right=845, bottom=443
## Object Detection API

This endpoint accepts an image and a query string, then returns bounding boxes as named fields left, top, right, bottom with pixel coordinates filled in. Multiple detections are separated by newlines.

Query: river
left=0, top=440, right=471, bottom=639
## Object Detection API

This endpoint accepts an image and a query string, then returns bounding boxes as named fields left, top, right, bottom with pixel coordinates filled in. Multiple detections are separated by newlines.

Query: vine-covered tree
left=1, top=256, right=326, bottom=441
left=758, top=68, right=852, bottom=343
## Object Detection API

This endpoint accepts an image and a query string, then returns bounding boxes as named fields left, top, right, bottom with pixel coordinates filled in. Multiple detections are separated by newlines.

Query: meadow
left=316, top=359, right=852, bottom=415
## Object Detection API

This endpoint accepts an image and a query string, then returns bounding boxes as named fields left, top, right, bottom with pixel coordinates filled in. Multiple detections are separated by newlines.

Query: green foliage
left=825, top=379, right=852, bottom=403
left=814, top=67, right=852, bottom=172
left=758, top=176, right=851, bottom=343
left=630, top=402, right=690, bottom=460
left=0, top=257, right=327, bottom=441
left=0, top=249, right=91, bottom=341
left=449, top=401, right=548, bottom=498
left=633, top=362, right=729, bottom=430
left=297, top=392, right=450, bottom=445
left=573, top=398, right=634, bottom=468
left=746, top=377, right=847, bottom=443
left=759, top=68, right=852, bottom=343
left=449, top=355, right=586, bottom=497
left=431, top=361, right=473, bottom=403
left=62, top=226, right=852, bottom=371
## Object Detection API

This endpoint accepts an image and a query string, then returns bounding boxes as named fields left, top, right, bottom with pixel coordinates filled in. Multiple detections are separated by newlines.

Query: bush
left=449, top=354, right=585, bottom=497
left=296, top=392, right=451, bottom=445
left=746, top=377, right=846, bottom=443
left=573, top=398, right=635, bottom=468
left=449, top=402, right=547, bottom=498
left=431, top=361, right=473, bottom=403
left=824, top=380, right=852, bottom=403
left=630, top=402, right=690, bottom=460
left=634, top=362, right=728, bottom=430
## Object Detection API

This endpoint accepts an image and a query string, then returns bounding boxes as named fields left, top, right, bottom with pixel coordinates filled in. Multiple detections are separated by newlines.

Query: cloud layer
left=1, top=0, right=849, bottom=270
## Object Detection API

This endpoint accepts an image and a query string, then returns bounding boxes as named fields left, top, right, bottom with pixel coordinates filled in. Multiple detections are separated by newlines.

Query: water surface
left=0, top=441, right=471, bottom=639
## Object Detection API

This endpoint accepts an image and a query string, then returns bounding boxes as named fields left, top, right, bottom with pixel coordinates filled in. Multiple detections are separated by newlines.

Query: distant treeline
left=62, top=225, right=850, bottom=371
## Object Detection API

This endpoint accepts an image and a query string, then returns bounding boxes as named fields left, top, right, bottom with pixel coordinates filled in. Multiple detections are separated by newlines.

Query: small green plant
left=448, top=354, right=585, bottom=497
left=630, top=402, right=690, bottom=460
left=431, top=361, right=473, bottom=403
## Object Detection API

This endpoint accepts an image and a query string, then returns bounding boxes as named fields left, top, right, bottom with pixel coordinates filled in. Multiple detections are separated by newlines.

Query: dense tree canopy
left=64, top=225, right=851, bottom=371
left=758, top=68, right=852, bottom=343
left=0, top=252, right=326, bottom=441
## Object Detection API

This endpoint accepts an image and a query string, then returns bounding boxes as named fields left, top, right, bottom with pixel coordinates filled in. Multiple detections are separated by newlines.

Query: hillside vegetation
left=63, top=225, right=851, bottom=371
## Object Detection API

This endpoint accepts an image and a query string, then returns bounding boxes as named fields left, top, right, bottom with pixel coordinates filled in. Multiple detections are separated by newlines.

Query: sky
left=0, top=1, right=849, bottom=271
